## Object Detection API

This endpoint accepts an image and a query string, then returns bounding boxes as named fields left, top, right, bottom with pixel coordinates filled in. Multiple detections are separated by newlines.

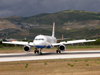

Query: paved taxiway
left=0, top=50, right=100, bottom=62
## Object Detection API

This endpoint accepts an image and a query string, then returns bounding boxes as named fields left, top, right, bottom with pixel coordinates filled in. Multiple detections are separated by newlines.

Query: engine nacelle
left=24, top=45, right=31, bottom=52
left=58, top=45, right=66, bottom=51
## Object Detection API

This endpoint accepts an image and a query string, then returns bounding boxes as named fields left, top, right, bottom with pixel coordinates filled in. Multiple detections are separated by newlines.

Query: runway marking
left=0, top=50, right=100, bottom=62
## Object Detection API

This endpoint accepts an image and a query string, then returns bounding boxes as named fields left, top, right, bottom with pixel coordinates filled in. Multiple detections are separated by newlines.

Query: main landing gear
left=34, top=48, right=42, bottom=55
left=56, top=47, right=61, bottom=53
left=56, top=50, right=61, bottom=53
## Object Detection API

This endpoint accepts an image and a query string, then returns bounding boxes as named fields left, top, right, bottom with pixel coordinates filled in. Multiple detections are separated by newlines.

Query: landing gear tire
left=56, top=50, right=61, bottom=53
left=56, top=50, right=58, bottom=53
left=34, top=48, right=43, bottom=55
left=59, top=50, right=61, bottom=53
left=39, top=52, right=42, bottom=55
left=34, top=50, right=39, bottom=54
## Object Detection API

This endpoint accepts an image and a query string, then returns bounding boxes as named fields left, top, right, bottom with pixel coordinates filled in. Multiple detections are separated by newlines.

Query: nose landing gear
left=34, top=48, right=42, bottom=55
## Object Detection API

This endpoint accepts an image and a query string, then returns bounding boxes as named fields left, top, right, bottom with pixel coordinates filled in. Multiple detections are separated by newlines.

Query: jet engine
left=24, top=45, right=31, bottom=52
left=58, top=45, right=66, bottom=51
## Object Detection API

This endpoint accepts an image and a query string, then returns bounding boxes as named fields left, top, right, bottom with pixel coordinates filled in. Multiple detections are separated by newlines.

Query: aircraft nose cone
left=34, top=41, right=44, bottom=45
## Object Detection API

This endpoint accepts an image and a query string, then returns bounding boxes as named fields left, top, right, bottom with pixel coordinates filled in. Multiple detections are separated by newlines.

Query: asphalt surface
left=0, top=50, right=100, bottom=62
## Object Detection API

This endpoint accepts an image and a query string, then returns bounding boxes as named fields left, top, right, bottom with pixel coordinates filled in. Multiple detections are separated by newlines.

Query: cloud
left=0, top=0, right=100, bottom=17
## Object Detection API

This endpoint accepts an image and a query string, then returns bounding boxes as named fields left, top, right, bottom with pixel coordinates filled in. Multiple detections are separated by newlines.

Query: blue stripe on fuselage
left=35, top=45, right=51, bottom=48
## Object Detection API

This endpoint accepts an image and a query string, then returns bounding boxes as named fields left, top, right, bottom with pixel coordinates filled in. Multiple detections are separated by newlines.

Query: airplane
left=2, top=22, right=96, bottom=55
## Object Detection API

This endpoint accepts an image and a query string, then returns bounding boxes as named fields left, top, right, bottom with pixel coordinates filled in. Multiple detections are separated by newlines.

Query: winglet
left=52, top=22, right=55, bottom=37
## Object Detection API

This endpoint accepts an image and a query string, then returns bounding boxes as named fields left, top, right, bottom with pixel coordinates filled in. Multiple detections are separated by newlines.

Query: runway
left=0, top=50, right=100, bottom=62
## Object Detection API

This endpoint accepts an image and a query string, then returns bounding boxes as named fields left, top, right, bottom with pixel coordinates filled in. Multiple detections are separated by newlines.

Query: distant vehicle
left=5, top=39, right=17, bottom=42
left=2, top=22, right=96, bottom=55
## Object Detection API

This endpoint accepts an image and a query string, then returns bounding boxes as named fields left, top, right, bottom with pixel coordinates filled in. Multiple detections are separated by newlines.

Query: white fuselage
left=33, top=35, right=57, bottom=49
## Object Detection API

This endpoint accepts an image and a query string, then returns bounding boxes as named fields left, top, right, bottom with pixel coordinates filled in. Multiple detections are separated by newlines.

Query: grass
left=44, top=62, right=47, bottom=65
left=75, top=60, right=77, bottom=62
left=85, top=59, right=89, bottom=62
left=1, top=45, right=100, bottom=50
left=0, top=58, right=100, bottom=75
left=66, top=45, right=100, bottom=49
left=67, top=63, right=74, bottom=67
left=0, top=45, right=100, bottom=53
left=0, top=46, right=23, bottom=50
left=25, top=63, right=28, bottom=68
left=86, top=64, right=89, bottom=66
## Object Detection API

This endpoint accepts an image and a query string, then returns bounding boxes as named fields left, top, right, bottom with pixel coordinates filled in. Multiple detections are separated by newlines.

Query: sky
left=0, top=0, right=100, bottom=17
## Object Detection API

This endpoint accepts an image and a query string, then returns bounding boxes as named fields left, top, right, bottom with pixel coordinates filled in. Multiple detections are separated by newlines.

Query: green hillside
left=1, top=27, right=100, bottom=39
left=22, top=10, right=100, bottom=25
left=0, top=10, right=100, bottom=39
left=1, top=10, right=100, bottom=25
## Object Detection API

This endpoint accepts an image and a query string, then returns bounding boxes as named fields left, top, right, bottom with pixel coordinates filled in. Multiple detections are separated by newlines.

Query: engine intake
left=59, top=45, right=66, bottom=51
left=24, top=45, right=31, bottom=52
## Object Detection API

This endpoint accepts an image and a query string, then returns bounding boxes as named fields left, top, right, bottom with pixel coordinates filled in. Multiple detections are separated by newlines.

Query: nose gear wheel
left=34, top=48, right=43, bottom=55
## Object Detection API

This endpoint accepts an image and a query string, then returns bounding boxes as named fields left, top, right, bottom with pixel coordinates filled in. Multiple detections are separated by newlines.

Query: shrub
left=25, top=63, right=28, bottom=68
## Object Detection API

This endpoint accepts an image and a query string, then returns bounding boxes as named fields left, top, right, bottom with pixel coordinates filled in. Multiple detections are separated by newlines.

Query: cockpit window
left=35, top=38, right=44, bottom=41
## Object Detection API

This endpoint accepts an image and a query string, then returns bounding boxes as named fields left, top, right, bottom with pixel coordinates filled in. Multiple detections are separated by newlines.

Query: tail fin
left=52, top=22, right=55, bottom=37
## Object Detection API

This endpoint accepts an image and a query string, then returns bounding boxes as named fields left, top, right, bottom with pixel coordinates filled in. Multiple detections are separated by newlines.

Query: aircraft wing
left=2, top=41, right=34, bottom=46
left=52, top=39, right=96, bottom=46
